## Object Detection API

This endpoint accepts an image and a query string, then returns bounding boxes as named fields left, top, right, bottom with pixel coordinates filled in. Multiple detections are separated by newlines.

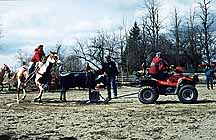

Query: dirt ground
left=0, top=85, right=216, bottom=140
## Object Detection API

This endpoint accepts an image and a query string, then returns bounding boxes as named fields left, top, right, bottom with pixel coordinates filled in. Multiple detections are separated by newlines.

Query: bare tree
left=64, top=54, right=82, bottom=71
left=179, top=8, right=203, bottom=71
left=140, top=18, right=152, bottom=66
left=74, top=31, right=121, bottom=69
left=54, top=44, right=66, bottom=61
left=143, top=0, right=161, bottom=51
left=171, top=8, right=182, bottom=65
left=15, top=49, right=31, bottom=65
left=199, top=0, right=214, bottom=64
left=73, top=39, right=101, bottom=69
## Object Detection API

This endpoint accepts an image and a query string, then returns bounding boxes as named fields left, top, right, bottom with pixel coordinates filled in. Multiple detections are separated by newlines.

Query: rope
left=112, top=92, right=138, bottom=99
left=25, top=67, right=40, bottom=84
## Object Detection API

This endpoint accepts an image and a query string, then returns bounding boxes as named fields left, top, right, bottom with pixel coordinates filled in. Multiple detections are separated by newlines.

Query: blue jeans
left=206, top=76, right=213, bottom=89
left=106, top=76, right=117, bottom=98
left=28, top=62, right=36, bottom=74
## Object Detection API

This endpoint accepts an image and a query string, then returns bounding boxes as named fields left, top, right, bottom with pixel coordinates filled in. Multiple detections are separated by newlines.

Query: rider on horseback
left=28, top=44, right=46, bottom=74
left=25, top=45, right=46, bottom=83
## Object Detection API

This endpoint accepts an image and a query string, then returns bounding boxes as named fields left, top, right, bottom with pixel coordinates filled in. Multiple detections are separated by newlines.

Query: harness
left=37, top=72, right=44, bottom=76
left=23, top=66, right=27, bottom=70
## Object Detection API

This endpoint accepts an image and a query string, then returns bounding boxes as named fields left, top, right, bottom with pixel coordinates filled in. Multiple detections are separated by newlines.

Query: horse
left=60, top=69, right=105, bottom=102
left=0, top=68, right=6, bottom=86
left=13, top=64, right=29, bottom=103
left=33, top=51, right=60, bottom=102
left=0, top=64, right=11, bottom=91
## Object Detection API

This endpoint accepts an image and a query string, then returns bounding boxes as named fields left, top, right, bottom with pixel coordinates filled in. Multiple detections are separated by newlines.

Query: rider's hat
left=38, top=44, right=43, bottom=49
left=34, top=44, right=44, bottom=51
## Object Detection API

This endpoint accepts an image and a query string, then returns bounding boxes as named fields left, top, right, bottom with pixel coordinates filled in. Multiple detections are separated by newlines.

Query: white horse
left=12, top=64, right=29, bottom=103
left=33, top=51, right=60, bottom=102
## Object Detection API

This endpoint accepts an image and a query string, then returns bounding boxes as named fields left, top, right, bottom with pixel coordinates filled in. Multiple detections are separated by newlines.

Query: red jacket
left=31, top=50, right=45, bottom=63
left=148, top=57, right=166, bottom=75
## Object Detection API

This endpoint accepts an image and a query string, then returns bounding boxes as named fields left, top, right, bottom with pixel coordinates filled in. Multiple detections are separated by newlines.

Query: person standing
left=102, top=55, right=118, bottom=100
left=204, top=64, right=214, bottom=90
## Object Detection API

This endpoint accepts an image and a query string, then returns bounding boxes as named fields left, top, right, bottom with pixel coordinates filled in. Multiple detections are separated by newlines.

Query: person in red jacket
left=148, top=52, right=168, bottom=80
left=28, top=45, right=45, bottom=74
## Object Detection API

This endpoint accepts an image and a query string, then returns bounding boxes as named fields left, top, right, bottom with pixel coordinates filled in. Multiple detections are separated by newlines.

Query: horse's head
left=47, top=51, right=61, bottom=64
left=0, top=64, right=9, bottom=77
left=1, top=64, right=6, bottom=72
left=0, top=67, right=4, bottom=75
left=92, top=69, right=107, bottom=86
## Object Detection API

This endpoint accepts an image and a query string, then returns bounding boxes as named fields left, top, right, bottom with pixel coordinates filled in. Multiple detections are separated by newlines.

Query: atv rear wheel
left=138, top=88, right=159, bottom=104
left=178, top=85, right=198, bottom=103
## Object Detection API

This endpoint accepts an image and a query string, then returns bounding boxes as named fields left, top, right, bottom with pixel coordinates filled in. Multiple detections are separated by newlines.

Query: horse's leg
left=17, top=79, right=21, bottom=104
left=34, top=83, right=43, bottom=102
left=63, top=88, right=68, bottom=102
left=89, top=87, right=91, bottom=94
left=60, top=88, right=63, bottom=101
left=38, top=84, right=44, bottom=102
left=21, top=85, right=26, bottom=100
left=17, top=89, right=20, bottom=104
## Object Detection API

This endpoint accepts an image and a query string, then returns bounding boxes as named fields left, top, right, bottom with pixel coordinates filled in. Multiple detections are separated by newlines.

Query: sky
left=0, top=0, right=206, bottom=69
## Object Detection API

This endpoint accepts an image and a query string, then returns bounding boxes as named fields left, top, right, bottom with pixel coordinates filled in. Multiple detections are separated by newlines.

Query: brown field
left=0, top=85, right=216, bottom=140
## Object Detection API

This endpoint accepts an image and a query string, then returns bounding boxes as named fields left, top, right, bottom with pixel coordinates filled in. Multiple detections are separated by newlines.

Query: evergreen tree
left=124, top=22, right=142, bottom=74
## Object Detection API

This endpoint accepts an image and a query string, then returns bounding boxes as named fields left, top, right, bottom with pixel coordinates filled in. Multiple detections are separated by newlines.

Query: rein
left=37, top=72, right=44, bottom=76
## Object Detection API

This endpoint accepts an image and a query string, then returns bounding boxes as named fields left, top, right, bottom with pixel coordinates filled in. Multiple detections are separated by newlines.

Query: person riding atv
left=138, top=63, right=198, bottom=104
left=148, top=52, right=169, bottom=80
left=139, top=57, right=199, bottom=104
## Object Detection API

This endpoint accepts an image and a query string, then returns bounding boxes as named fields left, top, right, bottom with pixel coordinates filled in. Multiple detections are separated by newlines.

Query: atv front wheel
left=178, top=85, right=198, bottom=103
left=138, top=88, right=159, bottom=104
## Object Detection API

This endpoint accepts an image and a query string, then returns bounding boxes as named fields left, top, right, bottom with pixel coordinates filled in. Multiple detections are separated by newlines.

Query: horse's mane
left=44, top=55, right=50, bottom=62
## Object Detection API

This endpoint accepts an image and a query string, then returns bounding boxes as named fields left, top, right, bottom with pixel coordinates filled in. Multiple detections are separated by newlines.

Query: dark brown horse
left=0, top=64, right=11, bottom=91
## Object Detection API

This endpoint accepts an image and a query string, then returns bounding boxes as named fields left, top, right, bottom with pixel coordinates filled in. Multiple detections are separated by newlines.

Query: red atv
left=138, top=68, right=199, bottom=104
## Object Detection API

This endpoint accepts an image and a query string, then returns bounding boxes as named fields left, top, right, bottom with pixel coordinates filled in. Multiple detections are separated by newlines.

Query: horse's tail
left=7, top=72, right=18, bottom=85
